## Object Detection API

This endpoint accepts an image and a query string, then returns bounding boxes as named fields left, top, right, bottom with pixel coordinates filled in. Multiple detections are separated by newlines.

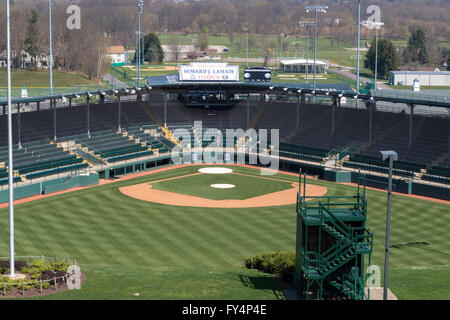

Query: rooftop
left=106, top=46, right=125, bottom=54
left=391, top=70, right=450, bottom=76
left=280, top=59, right=328, bottom=66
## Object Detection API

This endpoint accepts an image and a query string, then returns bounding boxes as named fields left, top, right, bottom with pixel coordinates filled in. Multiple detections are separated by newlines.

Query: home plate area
left=119, top=166, right=327, bottom=208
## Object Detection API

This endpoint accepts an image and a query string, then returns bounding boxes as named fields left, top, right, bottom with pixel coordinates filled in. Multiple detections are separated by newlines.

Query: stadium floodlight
left=49, top=0, right=53, bottom=95
left=113, top=89, right=119, bottom=94
left=338, top=93, right=343, bottom=98
left=137, top=0, right=144, bottom=87
left=362, top=20, right=384, bottom=90
left=145, top=85, right=152, bottom=91
left=353, top=95, right=358, bottom=99
left=297, top=89, right=302, bottom=94
left=75, top=94, right=80, bottom=99
left=87, top=93, right=93, bottom=99
left=380, top=150, right=398, bottom=301
left=305, top=4, right=328, bottom=92
left=283, top=88, right=288, bottom=91
left=6, top=0, right=16, bottom=278
left=299, top=21, right=315, bottom=84
left=269, top=86, right=275, bottom=90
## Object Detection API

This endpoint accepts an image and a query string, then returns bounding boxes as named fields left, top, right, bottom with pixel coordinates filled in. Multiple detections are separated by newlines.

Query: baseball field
left=0, top=164, right=449, bottom=300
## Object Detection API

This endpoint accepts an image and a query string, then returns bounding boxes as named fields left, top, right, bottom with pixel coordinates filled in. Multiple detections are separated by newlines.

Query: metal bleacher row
left=0, top=140, right=87, bottom=184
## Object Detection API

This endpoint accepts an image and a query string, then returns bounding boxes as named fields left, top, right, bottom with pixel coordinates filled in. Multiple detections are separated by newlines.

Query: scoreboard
left=243, top=66, right=272, bottom=83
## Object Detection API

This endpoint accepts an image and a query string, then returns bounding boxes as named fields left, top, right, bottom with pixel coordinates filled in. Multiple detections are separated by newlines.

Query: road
left=102, top=73, right=129, bottom=89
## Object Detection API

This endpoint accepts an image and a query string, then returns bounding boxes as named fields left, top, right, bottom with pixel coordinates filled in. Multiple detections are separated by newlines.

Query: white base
left=211, top=184, right=236, bottom=189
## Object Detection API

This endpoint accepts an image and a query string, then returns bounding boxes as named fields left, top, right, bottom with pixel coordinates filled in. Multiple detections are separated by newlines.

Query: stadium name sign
left=179, top=62, right=239, bottom=82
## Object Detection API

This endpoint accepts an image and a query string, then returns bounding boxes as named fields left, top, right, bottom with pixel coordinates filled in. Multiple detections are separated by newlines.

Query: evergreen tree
left=24, top=9, right=40, bottom=68
left=403, top=29, right=429, bottom=64
left=364, top=38, right=400, bottom=79
left=133, top=33, right=164, bottom=64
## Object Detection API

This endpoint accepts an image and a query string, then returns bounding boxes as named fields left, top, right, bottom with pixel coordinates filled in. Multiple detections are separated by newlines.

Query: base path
left=119, top=173, right=327, bottom=208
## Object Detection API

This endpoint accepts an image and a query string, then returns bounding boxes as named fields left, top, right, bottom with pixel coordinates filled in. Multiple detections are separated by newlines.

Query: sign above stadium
left=179, top=62, right=239, bottom=82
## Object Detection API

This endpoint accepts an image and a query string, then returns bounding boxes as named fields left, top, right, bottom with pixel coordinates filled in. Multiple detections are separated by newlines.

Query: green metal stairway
left=295, top=173, right=373, bottom=300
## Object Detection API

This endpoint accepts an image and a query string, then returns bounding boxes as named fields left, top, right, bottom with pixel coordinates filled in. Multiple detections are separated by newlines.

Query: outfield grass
left=0, top=165, right=448, bottom=299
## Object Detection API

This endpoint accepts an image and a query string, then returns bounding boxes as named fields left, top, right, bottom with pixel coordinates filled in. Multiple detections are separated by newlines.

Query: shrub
left=244, top=251, right=295, bottom=282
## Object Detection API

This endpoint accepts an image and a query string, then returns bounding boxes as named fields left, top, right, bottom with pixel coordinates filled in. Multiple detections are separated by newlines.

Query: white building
left=106, top=46, right=126, bottom=65
left=389, top=71, right=450, bottom=86
left=279, top=59, right=328, bottom=74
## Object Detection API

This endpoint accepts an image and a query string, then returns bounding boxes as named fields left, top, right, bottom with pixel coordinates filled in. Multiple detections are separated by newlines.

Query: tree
left=138, top=33, right=164, bottom=64
left=364, top=38, right=400, bottom=79
left=403, top=29, right=429, bottom=64
left=24, top=9, right=40, bottom=68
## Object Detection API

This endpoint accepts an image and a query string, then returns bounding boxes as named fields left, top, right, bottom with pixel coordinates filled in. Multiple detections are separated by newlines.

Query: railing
left=298, top=193, right=368, bottom=219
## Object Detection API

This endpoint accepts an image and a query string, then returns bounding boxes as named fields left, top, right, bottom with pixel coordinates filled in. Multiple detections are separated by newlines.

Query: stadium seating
left=0, top=98, right=448, bottom=184
left=421, top=174, right=450, bottom=185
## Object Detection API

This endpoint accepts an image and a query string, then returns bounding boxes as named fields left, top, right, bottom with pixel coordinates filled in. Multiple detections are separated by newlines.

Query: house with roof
left=106, top=46, right=126, bottom=66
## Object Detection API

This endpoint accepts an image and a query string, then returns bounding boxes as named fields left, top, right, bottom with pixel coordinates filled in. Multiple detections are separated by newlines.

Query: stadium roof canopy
left=0, top=82, right=449, bottom=109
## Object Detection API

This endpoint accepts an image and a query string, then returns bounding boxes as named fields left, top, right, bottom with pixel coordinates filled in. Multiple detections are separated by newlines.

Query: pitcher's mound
left=198, top=167, right=233, bottom=174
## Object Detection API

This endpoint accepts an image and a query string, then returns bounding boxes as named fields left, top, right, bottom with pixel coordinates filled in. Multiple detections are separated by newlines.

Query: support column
left=87, top=96, right=91, bottom=138
left=447, top=113, right=450, bottom=155
left=36, top=102, right=40, bottom=111
left=408, top=104, right=414, bottom=147
left=118, top=95, right=122, bottom=133
left=53, top=99, right=57, bottom=142
left=301, top=93, right=306, bottom=106
left=247, top=93, right=250, bottom=129
left=164, top=93, right=167, bottom=128
left=17, top=104, right=21, bottom=149
left=369, top=101, right=375, bottom=143
left=3, top=105, right=5, bottom=115
left=69, top=98, right=72, bottom=108
left=331, top=97, right=337, bottom=136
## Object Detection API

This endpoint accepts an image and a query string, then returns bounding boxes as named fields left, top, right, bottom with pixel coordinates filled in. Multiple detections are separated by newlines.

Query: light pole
left=305, top=4, right=328, bottom=92
left=244, top=28, right=249, bottom=68
left=380, top=150, right=398, bottom=301
left=49, top=0, right=53, bottom=95
left=137, top=0, right=144, bottom=87
left=362, top=20, right=384, bottom=90
left=299, top=21, right=315, bottom=85
left=6, top=0, right=15, bottom=278
left=357, top=0, right=361, bottom=93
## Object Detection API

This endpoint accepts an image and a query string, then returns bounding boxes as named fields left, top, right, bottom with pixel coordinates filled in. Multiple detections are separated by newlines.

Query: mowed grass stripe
left=45, top=195, right=124, bottom=266
left=90, top=189, right=188, bottom=268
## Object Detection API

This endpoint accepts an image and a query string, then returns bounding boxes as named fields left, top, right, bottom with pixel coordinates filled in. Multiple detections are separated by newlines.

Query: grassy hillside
left=0, top=69, right=105, bottom=99
left=0, top=165, right=448, bottom=299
